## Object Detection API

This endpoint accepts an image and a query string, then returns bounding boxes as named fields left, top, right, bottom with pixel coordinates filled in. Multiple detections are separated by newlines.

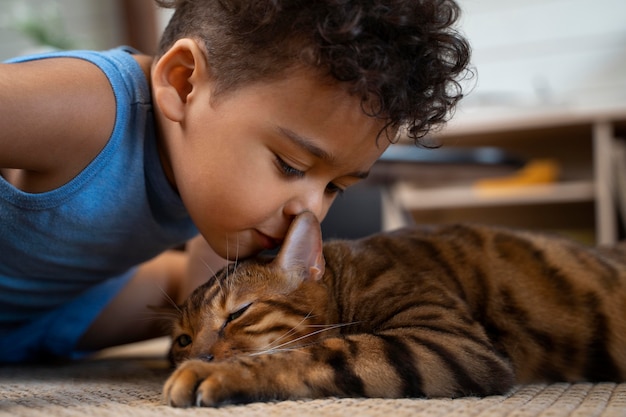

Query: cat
left=163, top=211, right=626, bottom=407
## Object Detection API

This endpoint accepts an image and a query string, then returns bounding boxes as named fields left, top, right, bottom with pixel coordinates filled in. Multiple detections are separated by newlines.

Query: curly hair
left=155, top=0, right=471, bottom=143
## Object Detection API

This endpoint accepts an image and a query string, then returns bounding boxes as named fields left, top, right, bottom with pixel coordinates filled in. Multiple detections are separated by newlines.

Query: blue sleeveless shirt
left=0, top=47, right=198, bottom=351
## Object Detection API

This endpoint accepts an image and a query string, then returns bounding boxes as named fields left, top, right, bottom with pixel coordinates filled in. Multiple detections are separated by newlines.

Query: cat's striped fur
left=164, top=211, right=626, bottom=407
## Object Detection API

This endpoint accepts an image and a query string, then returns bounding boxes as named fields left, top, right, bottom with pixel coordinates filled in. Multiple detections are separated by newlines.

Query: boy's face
left=165, top=69, right=391, bottom=260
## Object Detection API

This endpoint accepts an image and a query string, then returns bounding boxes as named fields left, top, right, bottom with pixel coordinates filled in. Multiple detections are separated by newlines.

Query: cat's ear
left=275, top=211, right=326, bottom=282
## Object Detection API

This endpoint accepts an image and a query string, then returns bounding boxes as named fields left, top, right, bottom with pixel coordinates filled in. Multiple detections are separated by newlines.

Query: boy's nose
left=283, top=188, right=328, bottom=221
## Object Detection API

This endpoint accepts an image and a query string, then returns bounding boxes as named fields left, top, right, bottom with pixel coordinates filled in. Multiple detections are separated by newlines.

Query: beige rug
left=2, top=338, right=626, bottom=417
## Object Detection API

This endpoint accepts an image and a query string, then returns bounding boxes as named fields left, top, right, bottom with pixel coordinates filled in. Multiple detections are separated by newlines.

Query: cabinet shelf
left=380, top=107, right=626, bottom=245
left=390, top=180, right=596, bottom=210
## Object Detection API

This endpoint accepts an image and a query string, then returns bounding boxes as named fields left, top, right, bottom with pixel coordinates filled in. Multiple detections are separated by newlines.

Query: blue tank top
left=0, top=47, right=198, bottom=330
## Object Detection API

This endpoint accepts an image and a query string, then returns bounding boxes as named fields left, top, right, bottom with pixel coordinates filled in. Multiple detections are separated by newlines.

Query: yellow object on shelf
left=474, top=158, right=560, bottom=190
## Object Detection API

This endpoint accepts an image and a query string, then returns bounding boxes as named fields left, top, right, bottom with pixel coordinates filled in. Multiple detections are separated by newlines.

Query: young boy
left=0, top=0, right=470, bottom=362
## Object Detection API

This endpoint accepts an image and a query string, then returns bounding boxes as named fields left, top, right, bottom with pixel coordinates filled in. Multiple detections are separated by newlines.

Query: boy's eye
left=274, top=154, right=345, bottom=195
left=275, top=156, right=305, bottom=178
left=325, top=182, right=345, bottom=196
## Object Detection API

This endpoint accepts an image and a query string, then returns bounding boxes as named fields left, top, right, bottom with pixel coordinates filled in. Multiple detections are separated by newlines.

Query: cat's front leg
left=164, top=360, right=215, bottom=407
left=164, top=357, right=316, bottom=407
left=164, top=359, right=252, bottom=407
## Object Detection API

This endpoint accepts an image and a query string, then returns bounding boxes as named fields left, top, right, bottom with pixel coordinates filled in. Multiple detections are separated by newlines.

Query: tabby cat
left=164, top=211, right=626, bottom=407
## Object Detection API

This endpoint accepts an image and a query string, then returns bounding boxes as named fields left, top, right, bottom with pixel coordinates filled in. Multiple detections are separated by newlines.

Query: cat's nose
left=198, top=354, right=214, bottom=362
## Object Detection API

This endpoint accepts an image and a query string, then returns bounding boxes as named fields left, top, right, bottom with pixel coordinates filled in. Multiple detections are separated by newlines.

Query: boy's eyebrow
left=277, top=126, right=370, bottom=179
left=278, top=126, right=333, bottom=161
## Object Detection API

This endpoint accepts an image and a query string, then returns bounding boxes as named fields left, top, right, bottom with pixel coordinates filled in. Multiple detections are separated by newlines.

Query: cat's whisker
left=251, top=321, right=359, bottom=356
left=196, top=250, right=226, bottom=296
left=260, top=313, right=355, bottom=353
left=199, top=257, right=218, bottom=278
left=247, top=346, right=311, bottom=357
left=255, top=312, right=317, bottom=352
left=225, top=234, right=235, bottom=292
left=156, top=284, right=182, bottom=316
left=226, top=234, right=229, bottom=262
left=203, top=261, right=224, bottom=293
left=211, top=266, right=224, bottom=294
left=226, top=235, right=229, bottom=277
left=233, top=233, right=240, bottom=273
left=251, top=326, right=304, bottom=355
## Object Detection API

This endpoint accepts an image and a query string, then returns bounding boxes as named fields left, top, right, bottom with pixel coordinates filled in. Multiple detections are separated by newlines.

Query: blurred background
left=2, top=0, right=624, bottom=108
left=0, top=0, right=163, bottom=57
left=1, top=0, right=625, bottom=244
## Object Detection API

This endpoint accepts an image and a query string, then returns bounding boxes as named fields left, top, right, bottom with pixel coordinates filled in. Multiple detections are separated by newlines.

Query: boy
left=0, top=0, right=470, bottom=362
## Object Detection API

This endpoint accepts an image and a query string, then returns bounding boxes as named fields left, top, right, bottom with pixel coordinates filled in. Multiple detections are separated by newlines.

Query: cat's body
left=164, top=212, right=626, bottom=407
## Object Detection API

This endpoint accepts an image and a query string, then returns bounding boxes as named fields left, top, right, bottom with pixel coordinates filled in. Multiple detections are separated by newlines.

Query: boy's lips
left=255, top=230, right=284, bottom=250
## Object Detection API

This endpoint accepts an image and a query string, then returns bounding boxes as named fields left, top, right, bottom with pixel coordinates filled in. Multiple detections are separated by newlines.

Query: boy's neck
left=131, top=54, right=178, bottom=192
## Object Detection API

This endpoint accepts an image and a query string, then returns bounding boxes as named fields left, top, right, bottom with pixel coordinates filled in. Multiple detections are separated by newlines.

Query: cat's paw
left=163, top=359, right=254, bottom=407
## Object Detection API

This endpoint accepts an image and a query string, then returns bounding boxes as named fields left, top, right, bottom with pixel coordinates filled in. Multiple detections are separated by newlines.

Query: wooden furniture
left=381, top=105, right=626, bottom=245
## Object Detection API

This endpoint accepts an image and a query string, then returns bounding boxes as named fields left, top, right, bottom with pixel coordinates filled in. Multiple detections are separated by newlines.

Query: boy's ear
left=152, top=38, right=209, bottom=122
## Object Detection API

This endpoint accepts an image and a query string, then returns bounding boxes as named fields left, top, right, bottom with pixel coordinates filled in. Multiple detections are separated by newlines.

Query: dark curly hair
left=155, top=0, right=471, bottom=143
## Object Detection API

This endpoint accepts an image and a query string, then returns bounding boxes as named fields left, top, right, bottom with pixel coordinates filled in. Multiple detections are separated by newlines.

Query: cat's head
left=168, top=211, right=331, bottom=365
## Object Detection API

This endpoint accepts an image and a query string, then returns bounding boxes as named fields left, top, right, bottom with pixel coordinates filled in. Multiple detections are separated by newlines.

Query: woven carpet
left=2, top=338, right=626, bottom=417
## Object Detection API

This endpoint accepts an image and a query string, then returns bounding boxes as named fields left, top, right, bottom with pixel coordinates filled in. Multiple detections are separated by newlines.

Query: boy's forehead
left=221, top=66, right=385, bottom=120
left=215, top=66, right=392, bottom=140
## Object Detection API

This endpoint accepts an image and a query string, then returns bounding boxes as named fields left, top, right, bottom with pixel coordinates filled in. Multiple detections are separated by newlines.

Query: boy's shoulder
left=0, top=47, right=151, bottom=194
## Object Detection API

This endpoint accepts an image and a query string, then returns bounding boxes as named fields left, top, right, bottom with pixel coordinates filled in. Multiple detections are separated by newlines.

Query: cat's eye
left=176, top=334, right=192, bottom=348
left=226, top=304, right=252, bottom=325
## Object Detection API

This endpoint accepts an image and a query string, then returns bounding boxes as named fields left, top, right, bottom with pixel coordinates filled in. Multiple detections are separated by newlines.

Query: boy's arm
left=76, top=237, right=228, bottom=352
left=0, top=56, right=229, bottom=353
left=0, top=58, right=115, bottom=192
left=183, top=234, right=230, bottom=300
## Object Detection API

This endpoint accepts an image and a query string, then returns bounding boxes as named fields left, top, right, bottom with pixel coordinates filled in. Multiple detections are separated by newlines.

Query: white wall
left=2, top=0, right=625, bottom=116
left=457, top=0, right=626, bottom=114
left=0, top=0, right=123, bottom=60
